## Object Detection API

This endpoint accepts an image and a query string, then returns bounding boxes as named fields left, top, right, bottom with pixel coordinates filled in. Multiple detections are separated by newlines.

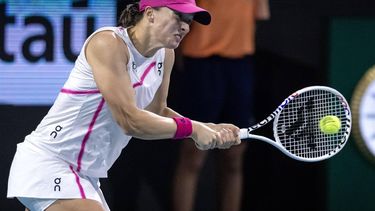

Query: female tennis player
left=7, top=0, right=241, bottom=210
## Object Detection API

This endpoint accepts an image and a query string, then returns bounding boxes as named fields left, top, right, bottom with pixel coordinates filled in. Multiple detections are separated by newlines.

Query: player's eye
left=173, top=10, right=193, bottom=25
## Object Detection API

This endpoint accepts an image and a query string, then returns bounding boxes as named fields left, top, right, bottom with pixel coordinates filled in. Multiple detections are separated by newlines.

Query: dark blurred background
left=1, top=0, right=375, bottom=210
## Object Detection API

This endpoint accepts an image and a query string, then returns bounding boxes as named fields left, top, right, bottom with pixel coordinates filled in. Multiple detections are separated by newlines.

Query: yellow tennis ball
left=319, top=115, right=341, bottom=134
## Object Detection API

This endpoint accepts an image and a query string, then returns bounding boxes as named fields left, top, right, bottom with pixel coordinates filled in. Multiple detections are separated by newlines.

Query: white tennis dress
left=7, top=26, right=165, bottom=209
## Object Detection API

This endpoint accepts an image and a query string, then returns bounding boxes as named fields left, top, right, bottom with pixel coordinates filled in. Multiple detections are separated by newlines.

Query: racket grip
left=239, top=128, right=250, bottom=139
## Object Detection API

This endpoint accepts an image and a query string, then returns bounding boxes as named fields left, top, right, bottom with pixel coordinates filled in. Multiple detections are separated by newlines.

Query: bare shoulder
left=86, top=30, right=129, bottom=63
left=88, top=30, right=125, bottom=49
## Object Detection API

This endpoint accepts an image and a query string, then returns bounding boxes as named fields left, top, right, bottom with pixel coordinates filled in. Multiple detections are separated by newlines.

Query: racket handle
left=239, top=128, right=250, bottom=139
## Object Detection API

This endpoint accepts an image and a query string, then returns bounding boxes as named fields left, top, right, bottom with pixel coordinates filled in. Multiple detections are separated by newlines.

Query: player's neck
left=127, top=25, right=161, bottom=58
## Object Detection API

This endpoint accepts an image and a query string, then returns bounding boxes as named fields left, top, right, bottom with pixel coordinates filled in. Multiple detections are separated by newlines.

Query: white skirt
left=7, top=141, right=110, bottom=211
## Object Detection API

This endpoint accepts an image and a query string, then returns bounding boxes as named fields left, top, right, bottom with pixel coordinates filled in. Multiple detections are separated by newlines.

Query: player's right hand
left=191, top=121, right=218, bottom=150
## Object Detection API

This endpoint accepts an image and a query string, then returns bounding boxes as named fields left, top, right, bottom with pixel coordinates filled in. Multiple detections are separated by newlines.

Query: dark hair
left=118, top=2, right=143, bottom=27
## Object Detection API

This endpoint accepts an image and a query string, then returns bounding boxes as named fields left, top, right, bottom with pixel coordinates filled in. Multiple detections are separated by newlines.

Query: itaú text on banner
left=0, top=1, right=116, bottom=105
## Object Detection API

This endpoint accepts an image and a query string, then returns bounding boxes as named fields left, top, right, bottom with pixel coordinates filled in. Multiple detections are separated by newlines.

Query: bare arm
left=86, top=31, right=178, bottom=140
left=145, top=48, right=181, bottom=118
left=145, top=49, right=241, bottom=149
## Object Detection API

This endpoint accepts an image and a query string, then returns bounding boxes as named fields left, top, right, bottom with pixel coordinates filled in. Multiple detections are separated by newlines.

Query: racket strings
left=275, top=89, right=350, bottom=158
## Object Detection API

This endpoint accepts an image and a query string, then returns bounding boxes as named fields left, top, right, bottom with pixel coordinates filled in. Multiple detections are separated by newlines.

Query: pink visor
left=139, top=0, right=211, bottom=25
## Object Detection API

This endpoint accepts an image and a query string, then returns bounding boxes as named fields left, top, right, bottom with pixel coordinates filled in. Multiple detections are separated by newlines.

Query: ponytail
left=118, top=2, right=143, bottom=27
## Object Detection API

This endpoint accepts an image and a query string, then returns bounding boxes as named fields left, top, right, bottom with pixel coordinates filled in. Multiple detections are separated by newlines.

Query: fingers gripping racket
left=239, top=86, right=351, bottom=162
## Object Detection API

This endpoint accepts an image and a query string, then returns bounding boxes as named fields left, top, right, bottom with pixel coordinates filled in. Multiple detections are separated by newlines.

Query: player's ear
left=144, top=6, right=154, bottom=23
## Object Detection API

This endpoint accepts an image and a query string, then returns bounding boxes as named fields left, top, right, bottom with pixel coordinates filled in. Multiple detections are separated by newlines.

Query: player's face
left=153, top=7, right=193, bottom=49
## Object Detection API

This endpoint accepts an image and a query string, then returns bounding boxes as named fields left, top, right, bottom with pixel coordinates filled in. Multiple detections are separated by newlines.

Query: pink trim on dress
left=132, top=62, right=156, bottom=88
left=69, top=165, right=87, bottom=199
left=76, top=98, right=106, bottom=172
left=61, top=88, right=100, bottom=94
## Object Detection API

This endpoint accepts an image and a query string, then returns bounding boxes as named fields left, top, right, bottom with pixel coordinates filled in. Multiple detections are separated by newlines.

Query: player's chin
left=165, top=39, right=181, bottom=49
left=166, top=42, right=180, bottom=49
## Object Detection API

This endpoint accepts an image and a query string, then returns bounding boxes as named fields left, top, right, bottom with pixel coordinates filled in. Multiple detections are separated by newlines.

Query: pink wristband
left=172, top=117, right=193, bottom=139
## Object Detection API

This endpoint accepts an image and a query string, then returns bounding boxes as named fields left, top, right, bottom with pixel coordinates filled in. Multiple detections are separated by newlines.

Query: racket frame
left=239, top=86, right=352, bottom=162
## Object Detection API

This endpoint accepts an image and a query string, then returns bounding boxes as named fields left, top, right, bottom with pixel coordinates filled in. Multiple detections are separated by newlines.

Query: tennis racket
left=239, top=86, right=351, bottom=162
